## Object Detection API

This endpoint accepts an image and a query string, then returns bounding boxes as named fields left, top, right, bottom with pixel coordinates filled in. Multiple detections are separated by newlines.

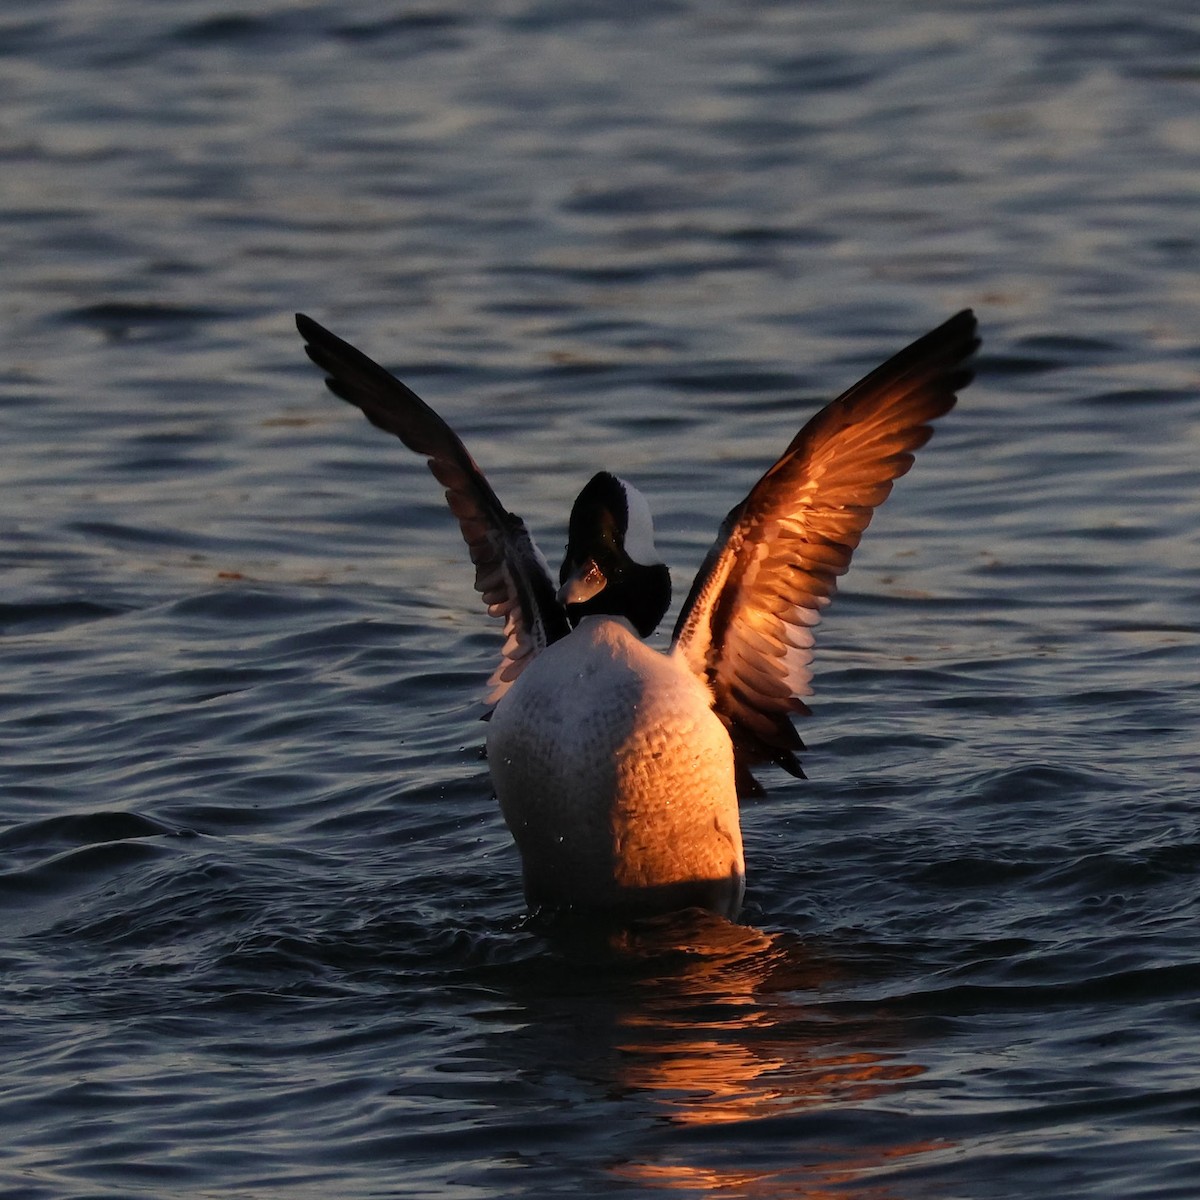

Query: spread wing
left=671, top=310, right=979, bottom=793
left=296, top=314, right=570, bottom=705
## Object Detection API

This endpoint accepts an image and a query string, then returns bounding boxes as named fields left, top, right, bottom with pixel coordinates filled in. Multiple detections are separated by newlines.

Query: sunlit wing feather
left=672, top=310, right=979, bottom=792
left=296, top=314, right=570, bottom=705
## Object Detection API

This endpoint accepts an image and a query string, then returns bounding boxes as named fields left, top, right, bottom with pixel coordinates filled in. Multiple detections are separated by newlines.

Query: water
left=3, top=1, right=1200, bottom=1196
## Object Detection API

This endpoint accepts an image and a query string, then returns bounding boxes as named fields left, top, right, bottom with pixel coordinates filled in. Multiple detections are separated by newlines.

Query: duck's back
left=486, top=616, right=744, bottom=916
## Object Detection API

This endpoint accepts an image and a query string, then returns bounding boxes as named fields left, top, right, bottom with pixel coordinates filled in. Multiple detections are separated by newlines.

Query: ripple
left=0, top=598, right=128, bottom=634
left=4, top=2, right=1200, bottom=1197
left=54, top=302, right=230, bottom=342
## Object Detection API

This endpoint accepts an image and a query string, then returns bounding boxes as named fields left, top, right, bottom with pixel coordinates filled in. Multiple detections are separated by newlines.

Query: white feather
left=618, top=479, right=662, bottom=566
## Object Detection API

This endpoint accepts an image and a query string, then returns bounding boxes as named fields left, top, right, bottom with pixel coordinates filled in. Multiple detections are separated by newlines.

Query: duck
left=296, top=309, right=979, bottom=918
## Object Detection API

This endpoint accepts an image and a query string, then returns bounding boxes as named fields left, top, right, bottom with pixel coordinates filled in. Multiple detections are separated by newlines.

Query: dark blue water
left=4, top=1, right=1200, bottom=1196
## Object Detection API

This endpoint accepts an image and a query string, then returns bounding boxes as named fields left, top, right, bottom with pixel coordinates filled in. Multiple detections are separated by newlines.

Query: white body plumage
left=486, top=615, right=745, bottom=917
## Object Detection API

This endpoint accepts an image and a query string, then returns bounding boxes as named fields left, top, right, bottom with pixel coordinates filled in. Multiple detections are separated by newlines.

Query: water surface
left=3, top=1, right=1200, bottom=1196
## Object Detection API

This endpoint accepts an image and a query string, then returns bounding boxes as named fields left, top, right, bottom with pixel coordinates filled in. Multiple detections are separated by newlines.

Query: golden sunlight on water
left=565, top=917, right=950, bottom=1195
left=612, top=1145, right=945, bottom=1200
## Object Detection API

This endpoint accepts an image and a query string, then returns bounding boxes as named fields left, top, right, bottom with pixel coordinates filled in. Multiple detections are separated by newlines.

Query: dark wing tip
left=935, top=308, right=979, bottom=351
left=295, top=312, right=346, bottom=371
left=295, top=312, right=387, bottom=397
left=855, top=307, right=979, bottom=396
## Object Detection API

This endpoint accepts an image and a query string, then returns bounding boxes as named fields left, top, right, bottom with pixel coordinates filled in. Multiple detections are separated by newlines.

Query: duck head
left=557, top=471, right=672, bottom=637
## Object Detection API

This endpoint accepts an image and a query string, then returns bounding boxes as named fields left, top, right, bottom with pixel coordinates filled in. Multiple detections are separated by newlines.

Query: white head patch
left=618, top=478, right=662, bottom=566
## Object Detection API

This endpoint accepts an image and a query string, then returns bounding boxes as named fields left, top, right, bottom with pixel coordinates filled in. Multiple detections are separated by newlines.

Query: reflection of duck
left=497, top=913, right=950, bottom=1197
left=297, top=312, right=978, bottom=917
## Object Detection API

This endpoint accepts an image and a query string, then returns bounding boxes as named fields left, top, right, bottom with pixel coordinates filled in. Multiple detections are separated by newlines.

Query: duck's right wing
left=671, top=310, right=979, bottom=793
left=296, top=314, right=570, bottom=705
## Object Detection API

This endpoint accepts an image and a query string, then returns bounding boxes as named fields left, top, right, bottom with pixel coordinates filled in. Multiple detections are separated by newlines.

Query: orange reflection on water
left=578, top=913, right=950, bottom=1197
left=611, top=1140, right=947, bottom=1200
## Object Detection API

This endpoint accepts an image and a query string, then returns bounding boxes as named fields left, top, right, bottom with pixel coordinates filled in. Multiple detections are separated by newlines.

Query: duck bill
left=557, top=558, right=607, bottom=606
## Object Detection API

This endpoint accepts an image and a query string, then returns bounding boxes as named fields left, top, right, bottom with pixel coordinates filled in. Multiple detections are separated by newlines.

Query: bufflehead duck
left=296, top=310, right=979, bottom=918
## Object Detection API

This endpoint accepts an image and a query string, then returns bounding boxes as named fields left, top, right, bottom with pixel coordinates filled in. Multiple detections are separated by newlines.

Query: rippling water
left=4, top=1, right=1200, bottom=1196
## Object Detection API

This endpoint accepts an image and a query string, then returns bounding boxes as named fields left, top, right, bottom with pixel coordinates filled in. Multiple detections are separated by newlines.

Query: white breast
left=486, top=616, right=745, bottom=916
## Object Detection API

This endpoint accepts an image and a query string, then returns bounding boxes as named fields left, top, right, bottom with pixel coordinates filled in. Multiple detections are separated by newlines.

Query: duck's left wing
left=671, top=310, right=979, bottom=793
left=296, top=314, right=570, bottom=705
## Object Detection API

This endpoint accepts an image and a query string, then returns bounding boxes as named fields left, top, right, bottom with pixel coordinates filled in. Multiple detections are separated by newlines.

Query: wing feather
left=672, top=310, right=979, bottom=790
left=296, top=314, right=570, bottom=705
